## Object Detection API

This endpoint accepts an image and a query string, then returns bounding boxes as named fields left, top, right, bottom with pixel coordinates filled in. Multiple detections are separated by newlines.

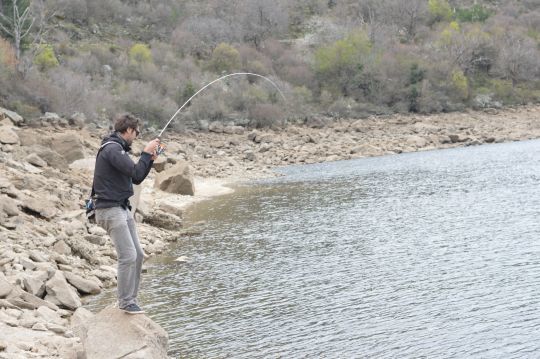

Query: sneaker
left=121, top=303, right=145, bottom=315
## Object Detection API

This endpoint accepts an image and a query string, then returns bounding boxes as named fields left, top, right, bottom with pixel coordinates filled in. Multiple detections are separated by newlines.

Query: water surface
left=89, top=140, right=540, bottom=358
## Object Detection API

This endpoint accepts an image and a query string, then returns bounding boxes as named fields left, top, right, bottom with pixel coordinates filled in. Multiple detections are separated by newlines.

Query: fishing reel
left=156, top=143, right=166, bottom=156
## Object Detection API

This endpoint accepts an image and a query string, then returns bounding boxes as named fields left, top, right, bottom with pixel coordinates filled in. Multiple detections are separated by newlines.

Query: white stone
left=80, top=307, right=168, bottom=359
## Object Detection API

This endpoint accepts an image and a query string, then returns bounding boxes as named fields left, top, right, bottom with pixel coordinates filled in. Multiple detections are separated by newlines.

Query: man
left=93, top=113, right=160, bottom=314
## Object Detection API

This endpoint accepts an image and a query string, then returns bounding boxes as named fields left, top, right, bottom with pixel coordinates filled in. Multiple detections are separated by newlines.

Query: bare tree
left=0, top=0, right=55, bottom=74
left=240, top=0, right=289, bottom=49
left=0, top=0, right=34, bottom=60
left=496, top=31, right=539, bottom=87
left=386, top=0, right=428, bottom=43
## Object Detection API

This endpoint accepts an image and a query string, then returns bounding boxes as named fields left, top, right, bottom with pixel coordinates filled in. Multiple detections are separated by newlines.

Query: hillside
left=0, top=0, right=539, bottom=130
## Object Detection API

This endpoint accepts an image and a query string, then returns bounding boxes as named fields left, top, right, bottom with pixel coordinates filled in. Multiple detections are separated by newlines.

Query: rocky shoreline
left=0, top=105, right=539, bottom=357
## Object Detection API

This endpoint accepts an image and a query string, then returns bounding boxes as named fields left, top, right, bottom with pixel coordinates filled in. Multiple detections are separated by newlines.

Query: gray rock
left=47, top=323, right=67, bottom=334
left=0, top=311, right=18, bottom=326
left=223, top=125, right=244, bottom=135
left=143, top=210, right=182, bottom=231
left=41, top=112, right=62, bottom=123
left=247, top=131, right=258, bottom=142
left=64, top=237, right=100, bottom=265
left=26, top=153, right=47, bottom=167
left=71, top=307, right=94, bottom=337
left=87, top=226, right=106, bottom=236
left=0, top=126, right=19, bottom=145
left=0, top=107, right=24, bottom=124
left=244, top=150, right=256, bottom=161
left=53, top=240, right=72, bottom=256
left=80, top=307, right=169, bottom=359
left=198, top=119, right=209, bottom=131
left=36, top=306, right=64, bottom=326
left=208, top=121, right=224, bottom=133
left=69, top=112, right=86, bottom=128
left=21, top=198, right=57, bottom=219
left=32, top=322, right=48, bottom=331
left=448, top=134, right=462, bottom=143
left=0, top=299, right=18, bottom=309
left=28, top=251, right=48, bottom=263
left=29, top=145, right=67, bottom=169
left=154, top=160, right=195, bottom=195
left=51, top=134, right=85, bottom=164
left=0, top=195, right=19, bottom=217
left=7, top=287, right=59, bottom=311
left=19, top=257, right=36, bottom=271
left=64, top=272, right=101, bottom=295
left=23, top=275, right=46, bottom=298
left=45, top=271, right=82, bottom=310
left=20, top=310, right=40, bottom=328
left=152, top=156, right=167, bottom=172
left=84, top=234, right=106, bottom=246
left=0, top=272, right=13, bottom=298
left=406, top=135, right=428, bottom=148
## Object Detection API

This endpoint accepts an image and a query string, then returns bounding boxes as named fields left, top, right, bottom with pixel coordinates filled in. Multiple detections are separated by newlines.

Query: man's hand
left=143, top=138, right=160, bottom=160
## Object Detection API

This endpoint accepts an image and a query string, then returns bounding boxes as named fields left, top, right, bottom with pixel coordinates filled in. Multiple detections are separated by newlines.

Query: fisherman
left=93, top=113, right=160, bottom=314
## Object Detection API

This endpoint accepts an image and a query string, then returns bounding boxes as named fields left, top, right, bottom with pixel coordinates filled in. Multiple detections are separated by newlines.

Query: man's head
left=114, top=113, right=140, bottom=145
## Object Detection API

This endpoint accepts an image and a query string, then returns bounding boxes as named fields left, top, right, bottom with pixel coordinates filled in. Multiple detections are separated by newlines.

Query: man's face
left=125, top=127, right=140, bottom=145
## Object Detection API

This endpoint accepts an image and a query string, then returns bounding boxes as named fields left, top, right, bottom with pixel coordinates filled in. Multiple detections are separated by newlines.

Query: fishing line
left=158, top=72, right=287, bottom=138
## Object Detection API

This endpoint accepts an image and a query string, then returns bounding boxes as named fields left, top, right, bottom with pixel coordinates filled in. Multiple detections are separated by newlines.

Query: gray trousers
left=96, top=206, right=144, bottom=309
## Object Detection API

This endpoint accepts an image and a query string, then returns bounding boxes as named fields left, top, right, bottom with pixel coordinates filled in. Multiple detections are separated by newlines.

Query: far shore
left=138, top=104, right=540, bottom=215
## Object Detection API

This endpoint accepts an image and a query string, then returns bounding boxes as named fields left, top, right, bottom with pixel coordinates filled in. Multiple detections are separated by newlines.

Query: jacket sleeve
left=103, top=146, right=154, bottom=185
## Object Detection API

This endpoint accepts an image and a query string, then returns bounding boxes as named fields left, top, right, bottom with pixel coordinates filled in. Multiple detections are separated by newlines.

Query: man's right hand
left=143, top=138, right=160, bottom=159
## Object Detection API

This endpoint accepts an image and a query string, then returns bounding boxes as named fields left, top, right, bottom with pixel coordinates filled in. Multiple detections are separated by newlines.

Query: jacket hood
left=101, top=132, right=131, bottom=152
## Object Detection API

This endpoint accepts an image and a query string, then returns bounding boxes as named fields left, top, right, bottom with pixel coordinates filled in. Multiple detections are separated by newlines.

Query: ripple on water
left=88, top=140, right=540, bottom=358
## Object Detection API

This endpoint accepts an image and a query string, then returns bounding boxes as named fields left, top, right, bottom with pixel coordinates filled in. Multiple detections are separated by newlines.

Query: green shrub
left=489, top=79, right=514, bottom=103
left=208, top=43, right=240, bottom=74
left=128, top=44, right=153, bottom=65
left=451, top=69, right=469, bottom=99
left=178, top=81, right=196, bottom=105
left=313, top=30, right=372, bottom=96
left=455, top=5, right=491, bottom=23
left=293, top=86, right=313, bottom=103
left=428, top=0, right=453, bottom=23
left=34, top=45, right=60, bottom=71
left=409, top=63, right=426, bottom=85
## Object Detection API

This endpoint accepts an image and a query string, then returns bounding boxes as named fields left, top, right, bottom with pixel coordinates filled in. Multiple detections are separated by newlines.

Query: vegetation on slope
left=0, top=0, right=539, bottom=129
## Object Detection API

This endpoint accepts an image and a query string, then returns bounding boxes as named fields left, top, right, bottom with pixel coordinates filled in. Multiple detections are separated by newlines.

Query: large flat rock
left=80, top=307, right=168, bottom=359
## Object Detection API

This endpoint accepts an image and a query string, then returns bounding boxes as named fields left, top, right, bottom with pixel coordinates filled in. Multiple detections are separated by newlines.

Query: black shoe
left=121, top=304, right=145, bottom=315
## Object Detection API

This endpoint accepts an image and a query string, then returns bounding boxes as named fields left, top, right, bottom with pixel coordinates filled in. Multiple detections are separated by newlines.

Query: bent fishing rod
left=159, top=72, right=286, bottom=138
left=153, top=72, right=286, bottom=155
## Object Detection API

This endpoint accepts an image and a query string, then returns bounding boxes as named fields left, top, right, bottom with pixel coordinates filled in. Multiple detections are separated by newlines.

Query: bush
left=208, top=43, right=241, bottom=74
left=428, top=0, right=452, bottom=23
left=314, top=30, right=372, bottom=96
left=129, top=44, right=153, bottom=65
left=117, top=81, right=178, bottom=127
left=47, top=69, right=91, bottom=116
left=455, top=5, right=492, bottom=23
left=489, top=79, right=514, bottom=103
left=417, top=81, right=445, bottom=113
left=33, top=45, right=60, bottom=71
left=186, top=91, right=228, bottom=123
left=85, top=0, right=130, bottom=23
left=51, top=0, right=88, bottom=24
left=248, top=103, right=284, bottom=128
left=450, top=69, right=469, bottom=100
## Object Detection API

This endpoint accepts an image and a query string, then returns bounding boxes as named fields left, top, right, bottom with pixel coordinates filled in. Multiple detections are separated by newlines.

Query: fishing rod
left=155, top=72, right=286, bottom=155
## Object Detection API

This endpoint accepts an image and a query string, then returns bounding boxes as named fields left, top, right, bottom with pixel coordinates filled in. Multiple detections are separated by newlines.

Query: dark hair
left=114, top=113, right=140, bottom=133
